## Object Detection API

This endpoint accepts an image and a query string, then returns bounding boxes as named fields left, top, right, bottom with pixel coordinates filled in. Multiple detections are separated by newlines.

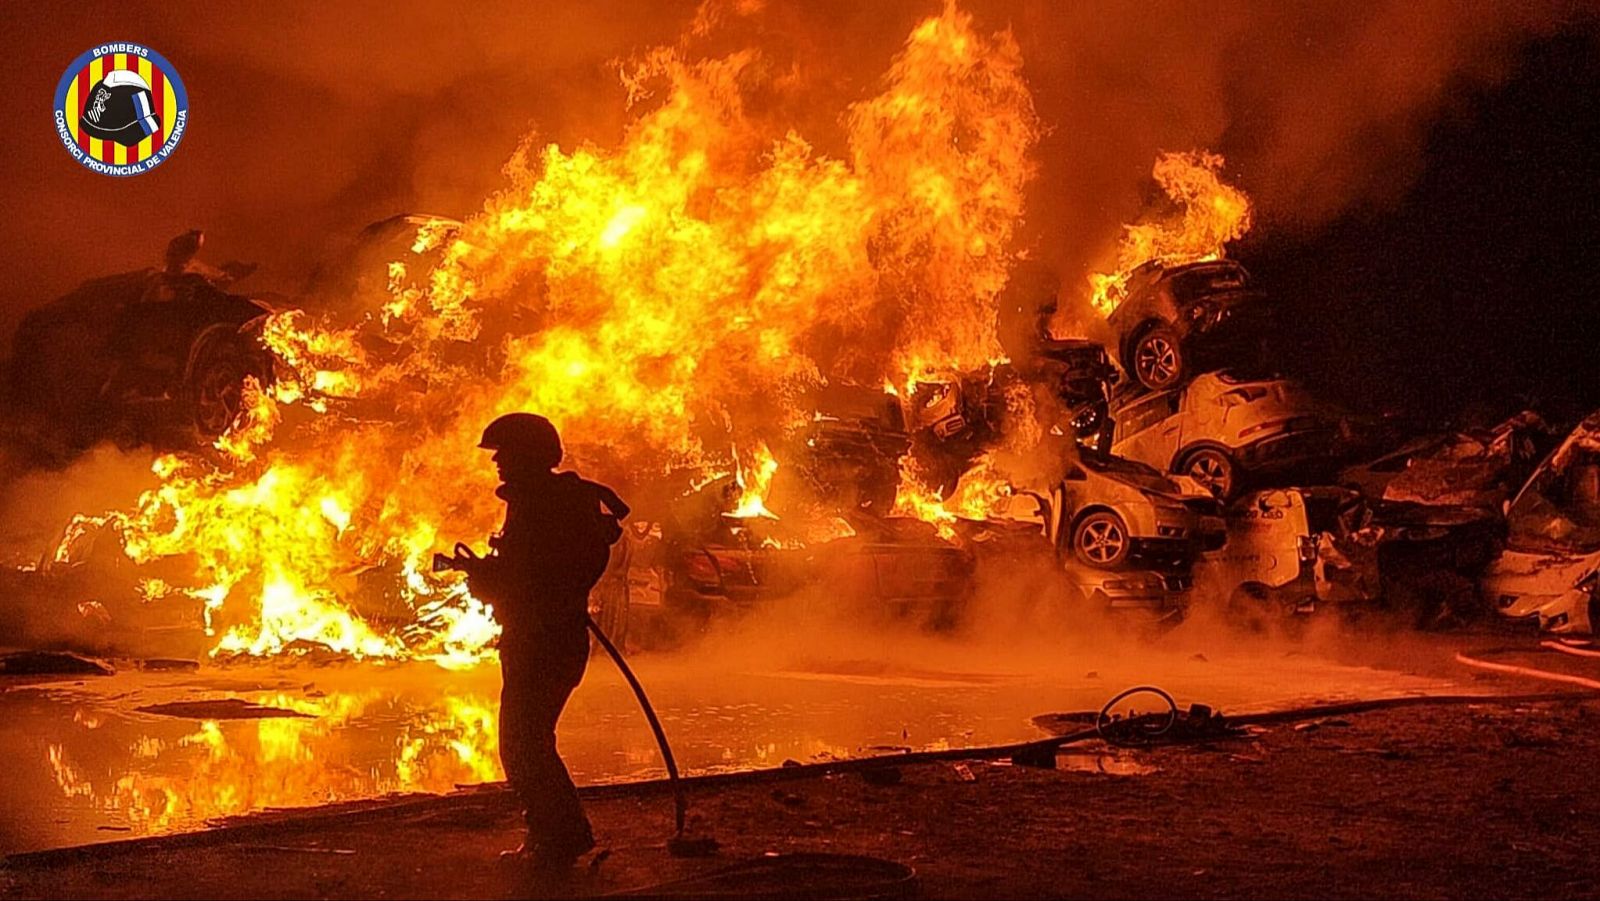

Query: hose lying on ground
left=1454, top=648, right=1600, bottom=690
left=1542, top=639, right=1600, bottom=660
left=1095, top=684, right=1179, bottom=744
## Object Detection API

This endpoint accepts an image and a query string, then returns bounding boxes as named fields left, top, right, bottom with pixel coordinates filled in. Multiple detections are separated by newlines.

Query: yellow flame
left=55, top=4, right=1039, bottom=665
left=1089, top=150, right=1253, bottom=317
left=729, top=442, right=781, bottom=519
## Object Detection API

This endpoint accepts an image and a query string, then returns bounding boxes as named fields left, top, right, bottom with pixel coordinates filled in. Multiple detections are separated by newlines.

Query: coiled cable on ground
left=1095, top=684, right=1179, bottom=745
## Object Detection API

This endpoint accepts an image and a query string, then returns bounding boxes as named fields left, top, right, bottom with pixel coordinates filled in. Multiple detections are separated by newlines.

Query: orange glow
left=1088, top=150, right=1254, bottom=317
left=52, top=4, right=1040, bottom=665
left=729, top=442, right=781, bottom=520
left=46, top=689, right=501, bottom=834
left=894, top=453, right=1016, bottom=539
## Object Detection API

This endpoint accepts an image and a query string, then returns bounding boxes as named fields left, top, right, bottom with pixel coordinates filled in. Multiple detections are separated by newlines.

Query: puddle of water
left=1056, top=751, right=1158, bottom=776
left=0, top=642, right=1465, bottom=855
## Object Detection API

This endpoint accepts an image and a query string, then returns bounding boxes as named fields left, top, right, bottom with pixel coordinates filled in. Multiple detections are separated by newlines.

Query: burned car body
left=8, top=266, right=274, bottom=457
left=908, top=343, right=1122, bottom=493
left=1110, top=370, right=1340, bottom=500
left=1339, top=411, right=1552, bottom=512
left=1203, top=486, right=1499, bottom=627
left=1197, top=488, right=1369, bottom=618
left=906, top=369, right=1015, bottom=497
left=627, top=513, right=972, bottom=641
left=1483, top=412, right=1600, bottom=634
left=1106, top=259, right=1268, bottom=392
left=794, top=383, right=911, bottom=515
left=1032, top=338, right=1121, bottom=449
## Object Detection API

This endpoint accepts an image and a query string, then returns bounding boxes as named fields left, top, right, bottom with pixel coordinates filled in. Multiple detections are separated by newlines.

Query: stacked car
left=19, top=223, right=1600, bottom=648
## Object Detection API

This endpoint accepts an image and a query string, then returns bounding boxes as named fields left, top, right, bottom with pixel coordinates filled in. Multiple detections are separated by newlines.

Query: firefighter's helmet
left=80, top=70, right=162, bottom=148
left=479, top=413, right=562, bottom=469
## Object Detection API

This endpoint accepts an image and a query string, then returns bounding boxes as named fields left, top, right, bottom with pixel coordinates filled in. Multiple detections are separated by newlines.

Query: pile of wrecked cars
left=6, top=232, right=276, bottom=459
left=11, top=227, right=1600, bottom=655
left=1095, top=259, right=1524, bottom=629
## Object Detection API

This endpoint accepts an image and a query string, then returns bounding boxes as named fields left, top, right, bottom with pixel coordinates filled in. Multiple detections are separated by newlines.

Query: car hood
left=1482, top=546, right=1600, bottom=597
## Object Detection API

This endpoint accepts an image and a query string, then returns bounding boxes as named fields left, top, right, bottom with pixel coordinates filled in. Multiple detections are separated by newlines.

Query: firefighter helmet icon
left=53, top=43, right=189, bottom=176
left=80, top=69, right=161, bottom=147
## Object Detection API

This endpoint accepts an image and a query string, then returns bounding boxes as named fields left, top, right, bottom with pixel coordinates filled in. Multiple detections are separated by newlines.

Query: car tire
left=1179, top=447, right=1237, bottom=501
left=1131, top=324, right=1185, bottom=390
left=185, top=329, right=255, bottom=439
left=1072, top=511, right=1130, bottom=569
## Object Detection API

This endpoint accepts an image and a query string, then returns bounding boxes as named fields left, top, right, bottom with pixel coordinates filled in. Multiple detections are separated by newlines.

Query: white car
left=1046, top=453, right=1220, bottom=572
left=1110, top=370, right=1338, bottom=500
left=1196, top=487, right=1380, bottom=623
left=977, top=486, right=1195, bottom=620
left=1483, top=412, right=1600, bottom=634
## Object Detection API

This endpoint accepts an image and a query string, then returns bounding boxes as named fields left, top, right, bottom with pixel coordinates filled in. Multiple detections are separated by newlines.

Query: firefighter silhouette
left=471, top=413, right=628, bottom=867
left=80, top=69, right=161, bottom=147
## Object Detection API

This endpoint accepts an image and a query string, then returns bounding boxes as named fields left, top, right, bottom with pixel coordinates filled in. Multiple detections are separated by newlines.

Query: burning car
left=1109, top=370, right=1339, bottom=501
left=793, top=382, right=911, bottom=515
left=300, top=213, right=464, bottom=320
left=906, top=369, right=1014, bottom=497
left=1483, top=412, right=1600, bottom=634
left=907, top=342, right=1122, bottom=493
left=1106, top=259, right=1267, bottom=392
left=7, top=234, right=275, bottom=458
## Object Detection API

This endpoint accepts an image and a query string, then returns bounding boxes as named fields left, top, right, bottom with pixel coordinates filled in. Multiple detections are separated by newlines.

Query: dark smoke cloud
left=1, top=0, right=1591, bottom=344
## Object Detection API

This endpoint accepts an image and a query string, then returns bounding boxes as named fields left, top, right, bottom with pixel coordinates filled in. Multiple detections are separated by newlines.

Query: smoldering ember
left=3, top=2, right=1600, bottom=899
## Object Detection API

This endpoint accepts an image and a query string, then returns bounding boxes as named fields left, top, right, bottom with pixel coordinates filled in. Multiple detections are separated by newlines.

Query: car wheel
left=1131, top=325, right=1185, bottom=390
left=187, top=335, right=253, bottom=438
left=1181, top=447, right=1237, bottom=500
left=1073, top=511, right=1130, bottom=569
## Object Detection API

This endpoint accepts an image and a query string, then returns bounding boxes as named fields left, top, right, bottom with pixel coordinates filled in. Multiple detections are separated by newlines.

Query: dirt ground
left=4, top=683, right=1599, bottom=900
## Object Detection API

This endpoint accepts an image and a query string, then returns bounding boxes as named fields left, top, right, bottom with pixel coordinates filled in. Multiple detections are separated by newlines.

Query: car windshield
left=1167, top=264, right=1249, bottom=301
left=1506, top=444, right=1600, bottom=552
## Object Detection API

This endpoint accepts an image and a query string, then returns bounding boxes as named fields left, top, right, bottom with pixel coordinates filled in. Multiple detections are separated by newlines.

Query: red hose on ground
left=1453, top=650, right=1600, bottom=690
left=1541, top=639, right=1600, bottom=659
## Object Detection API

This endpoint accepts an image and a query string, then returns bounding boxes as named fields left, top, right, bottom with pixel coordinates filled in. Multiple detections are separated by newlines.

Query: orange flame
left=729, top=442, right=780, bottom=520
left=55, top=3, right=1040, bottom=665
left=1088, top=150, right=1253, bottom=317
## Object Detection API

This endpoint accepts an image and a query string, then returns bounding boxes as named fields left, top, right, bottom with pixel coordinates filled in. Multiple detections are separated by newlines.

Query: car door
left=1112, top=391, right=1183, bottom=471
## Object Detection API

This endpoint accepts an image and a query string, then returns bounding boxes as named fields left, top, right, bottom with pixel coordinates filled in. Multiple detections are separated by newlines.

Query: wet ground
left=0, top=619, right=1505, bottom=856
left=15, top=691, right=1600, bottom=900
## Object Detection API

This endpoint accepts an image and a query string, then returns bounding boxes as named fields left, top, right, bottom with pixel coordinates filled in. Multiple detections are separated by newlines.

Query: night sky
left=1242, top=30, right=1600, bottom=423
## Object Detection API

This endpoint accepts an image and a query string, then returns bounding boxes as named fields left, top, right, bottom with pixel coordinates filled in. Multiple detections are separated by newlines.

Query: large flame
left=55, top=3, right=1042, bottom=665
left=1087, top=150, right=1253, bottom=317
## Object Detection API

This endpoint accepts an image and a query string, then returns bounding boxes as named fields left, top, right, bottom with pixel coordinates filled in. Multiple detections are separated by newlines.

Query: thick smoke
left=1, top=0, right=1588, bottom=348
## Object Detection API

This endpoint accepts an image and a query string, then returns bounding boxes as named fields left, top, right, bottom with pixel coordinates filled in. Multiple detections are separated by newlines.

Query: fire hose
left=434, top=543, right=713, bottom=856
left=586, top=613, right=718, bottom=857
